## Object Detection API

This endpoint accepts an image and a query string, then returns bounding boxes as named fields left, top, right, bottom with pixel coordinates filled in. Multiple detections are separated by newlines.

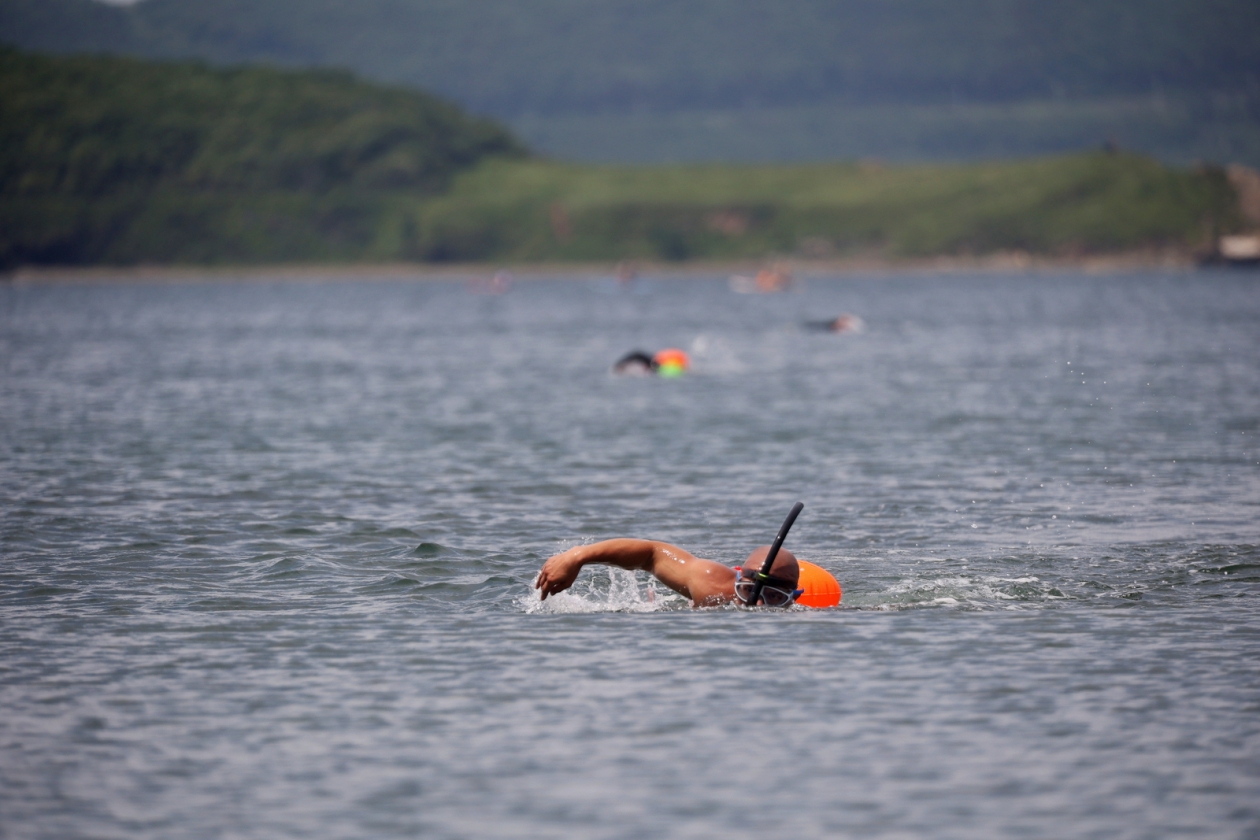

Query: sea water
left=1, top=268, right=1257, bottom=839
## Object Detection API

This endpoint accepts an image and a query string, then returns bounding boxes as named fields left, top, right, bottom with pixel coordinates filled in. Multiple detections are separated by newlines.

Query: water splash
left=517, top=568, right=686, bottom=613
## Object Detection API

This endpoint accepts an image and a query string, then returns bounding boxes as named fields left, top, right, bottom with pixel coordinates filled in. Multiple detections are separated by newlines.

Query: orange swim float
left=795, top=560, right=841, bottom=608
left=652, top=348, right=690, bottom=378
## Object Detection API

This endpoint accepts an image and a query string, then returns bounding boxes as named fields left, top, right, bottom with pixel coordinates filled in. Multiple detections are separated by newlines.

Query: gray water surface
left=1, top=269, right=1258, bottom=839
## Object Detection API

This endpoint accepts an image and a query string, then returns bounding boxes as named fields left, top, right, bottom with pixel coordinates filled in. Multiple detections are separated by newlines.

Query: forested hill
left=2, top=0, right=1256, bottom=119
left=0, top=48, right=524, bottom=266
left=0, top=47, right=523, bottom=198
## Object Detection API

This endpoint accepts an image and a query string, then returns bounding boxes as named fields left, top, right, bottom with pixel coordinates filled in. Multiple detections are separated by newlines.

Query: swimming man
left=534, top=539, right=801, bottom=608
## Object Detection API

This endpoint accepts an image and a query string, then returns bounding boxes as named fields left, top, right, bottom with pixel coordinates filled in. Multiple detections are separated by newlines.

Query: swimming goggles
left=733, top=572, right=803, bottom=608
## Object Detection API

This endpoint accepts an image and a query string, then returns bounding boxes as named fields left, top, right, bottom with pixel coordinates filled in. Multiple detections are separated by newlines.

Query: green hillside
left=406, top=154, right=1240, bottom=263
left=0, top=48, right=524, bottom=266
left=0, top=50, right=1242, bottom=269
left=2, top=0, right=1257, bottom=164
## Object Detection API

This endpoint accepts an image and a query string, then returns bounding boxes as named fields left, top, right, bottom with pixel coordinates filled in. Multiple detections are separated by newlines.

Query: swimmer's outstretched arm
left=535, top=539, right=735, bottom=605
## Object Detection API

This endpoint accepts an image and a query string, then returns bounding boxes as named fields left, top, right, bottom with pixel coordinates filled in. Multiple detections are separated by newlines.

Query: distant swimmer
left=755, top=266, right=791, bottom=292
left=534, top=503, right=842, bottom=608
left=467, top=270, right=513, bottom=294
left=615, top=260, right=640, bottom=285
left=612, top=348, right=690, bottom=377
left=729, top=264, right=792, bottom=294
left=804, top=313, right=865, bottom=333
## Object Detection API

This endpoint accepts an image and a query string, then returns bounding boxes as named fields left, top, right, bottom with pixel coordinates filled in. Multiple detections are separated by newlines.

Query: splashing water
left=519, top=567, right=688, bottom=613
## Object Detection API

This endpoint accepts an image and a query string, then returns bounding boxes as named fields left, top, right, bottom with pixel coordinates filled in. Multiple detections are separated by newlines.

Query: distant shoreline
left=2, top=249, right=1209, bottom=286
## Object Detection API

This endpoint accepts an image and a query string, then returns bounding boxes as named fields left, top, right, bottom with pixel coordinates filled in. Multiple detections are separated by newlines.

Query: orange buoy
left=652, top=348, right=690, bottom=378
left=795, top=559, right=841, bottom=608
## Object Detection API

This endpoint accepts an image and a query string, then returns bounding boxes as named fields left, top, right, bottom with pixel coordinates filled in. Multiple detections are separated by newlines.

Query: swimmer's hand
left=535, top=548, right=584, bottom=600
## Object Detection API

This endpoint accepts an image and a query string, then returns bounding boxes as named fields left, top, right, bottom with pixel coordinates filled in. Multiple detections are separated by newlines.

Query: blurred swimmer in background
left=804, top=313, right=865, bottom=333
left=467, top=270, right=513, bottom=294
left=612, top=348, right=690, bottom=377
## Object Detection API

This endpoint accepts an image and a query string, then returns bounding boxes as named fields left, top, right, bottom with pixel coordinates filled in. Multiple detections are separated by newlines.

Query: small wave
left=852, top=574, right=1069, bottom=610
left=517, top=568, right=687, bottom=614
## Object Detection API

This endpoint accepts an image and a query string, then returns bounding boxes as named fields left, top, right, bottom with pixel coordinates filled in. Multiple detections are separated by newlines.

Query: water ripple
left=2, top=270, right=1259, bottom=838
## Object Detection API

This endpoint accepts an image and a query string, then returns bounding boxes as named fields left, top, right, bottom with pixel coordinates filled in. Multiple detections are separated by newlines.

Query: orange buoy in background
left=795, top=560, right=841, bottom=608
left=652, top=348, right=690, bottom=378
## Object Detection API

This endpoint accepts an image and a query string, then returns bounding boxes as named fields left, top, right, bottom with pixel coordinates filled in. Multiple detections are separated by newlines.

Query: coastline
left=1, top=248, right=1208, bottom=287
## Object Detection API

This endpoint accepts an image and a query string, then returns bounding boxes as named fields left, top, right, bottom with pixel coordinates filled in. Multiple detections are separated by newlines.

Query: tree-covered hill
left=0, top=48, right=524, bottom=266
left=0, top=47, right=523, bottom=198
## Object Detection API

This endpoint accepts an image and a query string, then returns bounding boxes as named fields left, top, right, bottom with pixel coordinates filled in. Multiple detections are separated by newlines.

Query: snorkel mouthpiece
left=747, top=501, right=804, bottom=607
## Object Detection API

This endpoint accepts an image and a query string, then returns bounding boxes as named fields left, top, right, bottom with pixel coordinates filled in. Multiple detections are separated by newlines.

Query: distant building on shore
left=1219, top=165, right=1260, bottom=266
left=1218, top=235, right=1260, bottom=265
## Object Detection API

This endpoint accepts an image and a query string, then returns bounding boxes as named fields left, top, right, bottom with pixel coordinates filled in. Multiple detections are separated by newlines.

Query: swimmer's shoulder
left=684, top=558, right=737, bottom=606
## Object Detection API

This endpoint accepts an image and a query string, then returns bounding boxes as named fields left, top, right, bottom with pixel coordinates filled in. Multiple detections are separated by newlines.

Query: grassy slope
left=0, top=48, right=523, bottom=266
left=4, top=154, right=1242, bottom=268
left=410, top=154, right=1240, bottom=263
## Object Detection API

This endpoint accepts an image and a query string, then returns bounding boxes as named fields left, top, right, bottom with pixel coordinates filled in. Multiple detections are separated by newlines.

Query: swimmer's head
left=734, top=546, right=801, bottom=607
left=740, top=546, right=800, bottom=589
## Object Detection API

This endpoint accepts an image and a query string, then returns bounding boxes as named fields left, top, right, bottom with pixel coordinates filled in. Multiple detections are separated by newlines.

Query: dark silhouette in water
left=613, top=350, right=656, bottom=374
left=803, top=314, right=865, bottom=333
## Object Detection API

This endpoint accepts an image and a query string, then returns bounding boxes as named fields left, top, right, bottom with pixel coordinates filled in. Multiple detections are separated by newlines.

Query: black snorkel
left=745, top=501, right=804, bottom=606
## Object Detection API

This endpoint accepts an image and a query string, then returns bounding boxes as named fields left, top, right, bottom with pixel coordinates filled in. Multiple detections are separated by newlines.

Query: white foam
left=852, top=573, right=1062, bottom=609
left=518, top=568, right=686, bottom=613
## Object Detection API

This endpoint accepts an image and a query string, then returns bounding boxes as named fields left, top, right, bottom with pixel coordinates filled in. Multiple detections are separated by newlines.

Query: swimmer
left=612, top=348, right=690, bottom=377
left=535, top=540, right=802, bottom=608
left=467, top=270, right=513, bottom=294
left=804, top=313, right=865, bottom=333
left=612, top=350, right=656, bottom=375
left=615, top=260, right=639, bottom=285
left=729, top=265, right=791, bottom=294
